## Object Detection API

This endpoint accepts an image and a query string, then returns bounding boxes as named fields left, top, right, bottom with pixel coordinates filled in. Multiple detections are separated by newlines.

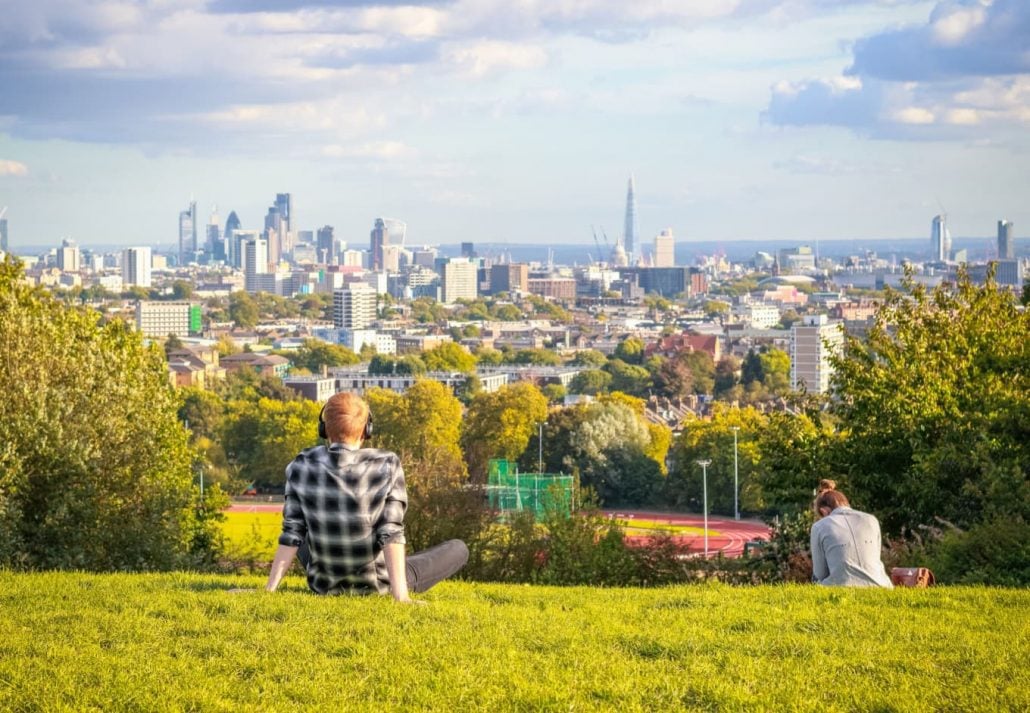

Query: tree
left=0, top=259, right=219, bottom=570
left=542, top=383, right=566, bottom=404
left=491, top=304, right=522, bottom=321
left=571, top=349, right=608, bottom=368
left=368, top=354, right=427, bottom=375
left=614, top=337, right=645, bottom=365
left=366, top=380, right=466, bottom=485
left=461, top=383, right=549, bottom=480
left=665, top=405, right=766, bottom=515
left=830, top=268, right=1029, bottom=532
left=216, top=367, right=296, bottom=402
left=681, top=350, right=715, bottom=395
left=753, top=411, right=837, bottom=515
left=704, top=300, right=731, bottom=318
left=714, top=356, right=741, bottom=397
left=171, top=280, right=194, bottom=300
left=605, top=359, right=651, bottom=397
left=423, top=342, right=477, bottom=374
left=512, top=348, right=561, bottom=366
left=475, top=347, right=504, bottom=366
left=651, top=355, right=694, bottom=399
left=759, top=348, right=790, bottom=395
left=221, top=398, right=321, bottom=488
left=229, top=291, right=259, bottom=329
left=568, top=369, right=612, bottom=395
left=290, top=340, right=360, bottom=372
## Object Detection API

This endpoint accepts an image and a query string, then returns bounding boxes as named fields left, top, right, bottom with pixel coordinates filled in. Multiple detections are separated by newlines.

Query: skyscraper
left=998, top=220, right=1014, bottom=260
left=317, top=225, right=336, bottom=265
left=122, top=247, right=152, bottom=288
left=653, top=229, right=675, bottom=267
left=224, top=211, right=242, bottom=267
left=370, top=218, right=388, bottom=271
left=178, top=200, right=197, bottom=265
left=275, top=193, right=292, bottom=233
left=931, top=214, right=951, bottom=262
left=623, top=175, right=638, bottom=263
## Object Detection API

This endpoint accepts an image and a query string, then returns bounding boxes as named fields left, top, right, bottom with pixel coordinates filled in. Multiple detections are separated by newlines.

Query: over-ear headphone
left=318, top=402, right=374, bottom=442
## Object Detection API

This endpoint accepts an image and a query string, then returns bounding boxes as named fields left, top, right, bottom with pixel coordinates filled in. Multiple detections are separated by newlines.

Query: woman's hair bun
left=817, top=479, right=837, bottom=493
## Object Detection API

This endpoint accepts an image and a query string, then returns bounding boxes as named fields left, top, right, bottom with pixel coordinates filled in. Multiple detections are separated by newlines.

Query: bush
left=0, top=258, right=220, bottom=570
left=928, top=518, right=1030, bottom=586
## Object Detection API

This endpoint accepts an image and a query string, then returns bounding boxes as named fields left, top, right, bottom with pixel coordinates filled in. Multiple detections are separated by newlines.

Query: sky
left=0, top=0, right=1028, bottom=250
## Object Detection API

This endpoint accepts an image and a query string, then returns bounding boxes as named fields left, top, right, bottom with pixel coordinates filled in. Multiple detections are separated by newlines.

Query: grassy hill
left=1, top=572, right=1027, bottom=711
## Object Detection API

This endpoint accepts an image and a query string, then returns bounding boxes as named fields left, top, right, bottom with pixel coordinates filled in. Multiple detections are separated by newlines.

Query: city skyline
left=1, top=1, right=1029, bottom=248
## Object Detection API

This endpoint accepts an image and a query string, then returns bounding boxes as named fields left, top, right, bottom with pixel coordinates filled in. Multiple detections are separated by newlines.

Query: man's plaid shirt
left=278, top=443, right=407, bottom=595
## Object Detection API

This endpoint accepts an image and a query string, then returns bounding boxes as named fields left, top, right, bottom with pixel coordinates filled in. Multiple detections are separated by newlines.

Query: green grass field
left=221, top=511, right=281, bottom=561
left=615, top=517, right=712, bottom=537
left=1, top=572, right=1026, bottom=711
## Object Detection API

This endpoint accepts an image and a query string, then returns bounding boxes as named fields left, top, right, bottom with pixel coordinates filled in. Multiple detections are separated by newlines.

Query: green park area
left=0, top=572, right=1026, bottom=711
left=222, top=510, right=281, bottom=562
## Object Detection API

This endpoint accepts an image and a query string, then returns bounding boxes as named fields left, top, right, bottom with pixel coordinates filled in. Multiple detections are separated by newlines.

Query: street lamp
left=731, top=426, right=740, bottom=521
left=696, top=459, right=711, bottom=557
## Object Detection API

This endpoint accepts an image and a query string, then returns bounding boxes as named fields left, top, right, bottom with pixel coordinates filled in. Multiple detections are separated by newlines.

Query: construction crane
left=591, top=225, right=605, bottom=265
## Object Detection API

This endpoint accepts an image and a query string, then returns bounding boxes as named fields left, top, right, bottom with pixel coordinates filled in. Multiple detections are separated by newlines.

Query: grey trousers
left=298, top=538, right=469, bottom=594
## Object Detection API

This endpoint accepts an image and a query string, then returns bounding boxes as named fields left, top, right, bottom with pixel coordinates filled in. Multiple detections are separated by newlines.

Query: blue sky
left=1, top=0, right=1027, bottom=250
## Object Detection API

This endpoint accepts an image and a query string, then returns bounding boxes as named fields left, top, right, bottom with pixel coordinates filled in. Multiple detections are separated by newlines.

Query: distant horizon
left=6, top=236, right=1022, bottom=265
left=2, top=2, right=1029, bottom=249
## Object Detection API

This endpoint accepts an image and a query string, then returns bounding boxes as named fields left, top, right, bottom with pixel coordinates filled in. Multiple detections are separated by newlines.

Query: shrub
left=928, top=518, right=1030, bottom=586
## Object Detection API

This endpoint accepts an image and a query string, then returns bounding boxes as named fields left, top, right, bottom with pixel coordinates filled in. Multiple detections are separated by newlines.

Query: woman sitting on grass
left=810, top=480, right=893, bottom=588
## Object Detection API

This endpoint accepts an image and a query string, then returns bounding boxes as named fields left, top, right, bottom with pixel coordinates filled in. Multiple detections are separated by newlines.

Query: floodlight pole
left=731, top=426, right=740, bottom=521
left=538, top=421, right=544, bottom=473
left=697, top=459, right=711, bottom=557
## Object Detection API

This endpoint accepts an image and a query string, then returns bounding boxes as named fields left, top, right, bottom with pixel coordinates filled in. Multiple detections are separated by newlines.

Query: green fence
left=487, top=459, right=574, bottom=520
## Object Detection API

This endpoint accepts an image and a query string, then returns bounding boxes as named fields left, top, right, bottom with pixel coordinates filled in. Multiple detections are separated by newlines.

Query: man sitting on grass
left=265, top=392, right=468, bottom=602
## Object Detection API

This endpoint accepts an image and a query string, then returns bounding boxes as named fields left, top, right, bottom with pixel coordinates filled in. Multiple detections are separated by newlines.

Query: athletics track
left=227, top=503, right=772, bottom=559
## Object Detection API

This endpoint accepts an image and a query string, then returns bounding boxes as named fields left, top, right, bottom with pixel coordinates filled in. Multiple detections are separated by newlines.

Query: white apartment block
left=441, top=258, right=478, bottom=303
left=333, top=284, right=377, bottom=329
left=136, top=301, right=200, bottom=338
left=121, top=247, right=152, bottom=288
left=790, top=314, right=844, bottom=394
left=734, top=303, right=781, bottom=329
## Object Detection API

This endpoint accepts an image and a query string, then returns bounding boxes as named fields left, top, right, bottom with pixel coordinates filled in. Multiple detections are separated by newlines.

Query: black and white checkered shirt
left=278, top=443, right=407, bottom=595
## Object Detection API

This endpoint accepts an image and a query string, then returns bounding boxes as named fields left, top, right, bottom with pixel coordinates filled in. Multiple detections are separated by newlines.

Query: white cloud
left=0, top=160, right=30, bottom=177
left=944, top=107, right=979, bottom=124
left=445, top=41, right=548, bottom=77
left=322, top=140, right=418, bottom=159
left=893, top=106, right=936, bottom=124
left=930, top=3, right=987, bottom=46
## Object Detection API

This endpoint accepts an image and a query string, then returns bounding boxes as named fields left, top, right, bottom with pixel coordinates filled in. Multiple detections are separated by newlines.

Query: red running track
left=605, top=510, right=771, bottom=559
left=227, top=503, right=771, bottom=559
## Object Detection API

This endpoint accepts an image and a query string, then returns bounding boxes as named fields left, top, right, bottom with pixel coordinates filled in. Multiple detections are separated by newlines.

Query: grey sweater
left=810, top=506, right=893, bottom=588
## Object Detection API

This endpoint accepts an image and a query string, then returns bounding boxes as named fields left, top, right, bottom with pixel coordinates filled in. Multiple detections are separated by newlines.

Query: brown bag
left=891, top=567, right=936, bottom=587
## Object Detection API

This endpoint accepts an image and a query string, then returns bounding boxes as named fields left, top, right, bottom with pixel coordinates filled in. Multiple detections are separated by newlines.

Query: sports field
left=1, top=572, right=1026, bottom=711
left=222, top=505, right=770, bottom=560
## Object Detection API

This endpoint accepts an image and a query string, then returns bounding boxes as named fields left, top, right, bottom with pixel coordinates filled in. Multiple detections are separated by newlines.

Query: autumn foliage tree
left=460, top=383, right=549, bottom=480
